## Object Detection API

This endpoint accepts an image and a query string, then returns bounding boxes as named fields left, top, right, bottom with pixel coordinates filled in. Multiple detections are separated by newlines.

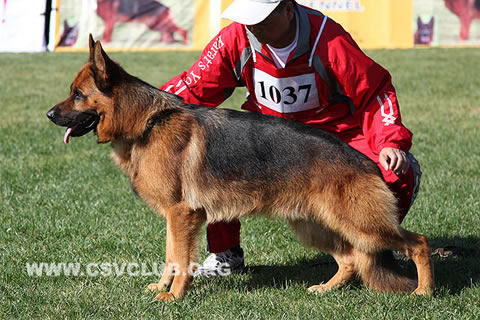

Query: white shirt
left=266, top=14, right=299, bottom=68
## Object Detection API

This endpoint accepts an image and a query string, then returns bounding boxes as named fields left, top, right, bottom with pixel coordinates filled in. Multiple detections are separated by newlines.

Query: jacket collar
left=245, top=4, right=315, bottom=62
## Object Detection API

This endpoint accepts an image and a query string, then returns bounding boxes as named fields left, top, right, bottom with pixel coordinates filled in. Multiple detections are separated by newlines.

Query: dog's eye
left=73, top=88, right=85, bottom=100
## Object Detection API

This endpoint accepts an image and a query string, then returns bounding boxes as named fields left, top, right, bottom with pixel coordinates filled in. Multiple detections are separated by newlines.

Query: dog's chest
left=109, top=140, right=173, bottom=216
left=110, top=140, right=137, bottom=178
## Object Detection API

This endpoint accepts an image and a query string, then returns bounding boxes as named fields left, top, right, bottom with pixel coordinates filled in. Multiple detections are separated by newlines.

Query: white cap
left=221, top=0, right=283, bottom=25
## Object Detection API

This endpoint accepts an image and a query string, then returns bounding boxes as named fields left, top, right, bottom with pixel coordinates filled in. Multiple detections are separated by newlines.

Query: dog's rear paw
left=154, top=292, right=176, bottom=302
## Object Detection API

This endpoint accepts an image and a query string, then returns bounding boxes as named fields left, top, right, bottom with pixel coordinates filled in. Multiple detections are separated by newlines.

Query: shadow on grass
left=429, top=235, right=480, bottom=295
left=244, top=255, right=337, bottom=288
left=236, top=236, right=479, bottom=295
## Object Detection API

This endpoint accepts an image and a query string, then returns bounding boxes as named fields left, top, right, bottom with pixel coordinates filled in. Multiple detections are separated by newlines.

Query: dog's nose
left=46, top=108, right=56, bottom=121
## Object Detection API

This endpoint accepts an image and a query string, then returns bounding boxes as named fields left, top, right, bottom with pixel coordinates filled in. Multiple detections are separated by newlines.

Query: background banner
left=54, top=0, right=415, bottom=51
left=1, top=0, right=478, bottom=52
left=55, top=0, right=198, bottom=51
left=413, top=0, right=480, bottom=46
left=297, top=0, right=413, bottom=49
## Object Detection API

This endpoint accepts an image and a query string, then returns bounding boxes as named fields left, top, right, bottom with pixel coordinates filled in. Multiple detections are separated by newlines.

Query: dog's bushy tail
left=355, top=250, right=417, bottom=293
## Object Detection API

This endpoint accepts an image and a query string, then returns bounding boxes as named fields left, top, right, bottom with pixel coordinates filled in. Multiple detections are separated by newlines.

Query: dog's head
left=46, top=35, right=120, bottom=144
left=415, top=16, right=434, bottom=45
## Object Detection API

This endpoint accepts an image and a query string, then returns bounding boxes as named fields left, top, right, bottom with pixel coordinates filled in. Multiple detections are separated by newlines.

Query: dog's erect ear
left=89, top=37, right=115, bottom=91
left=88, top=34, right=95, bottom=61
left=93, top=41, right=107, bottom=75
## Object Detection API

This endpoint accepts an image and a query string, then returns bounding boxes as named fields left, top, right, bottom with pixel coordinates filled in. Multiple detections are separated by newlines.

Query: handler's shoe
left=194, top=247, right=245, bottom=277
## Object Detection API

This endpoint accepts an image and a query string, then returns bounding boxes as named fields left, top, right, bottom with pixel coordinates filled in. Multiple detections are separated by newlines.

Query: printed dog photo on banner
left=414, top=16, right=435, bottom=45
left=55, top=0, right=193, bottom=50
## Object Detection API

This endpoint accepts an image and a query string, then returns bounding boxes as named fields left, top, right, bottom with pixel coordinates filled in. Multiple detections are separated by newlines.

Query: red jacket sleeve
left=326, top=28, right=412, bottom=154
left=160, top=25, right=241, bottom=107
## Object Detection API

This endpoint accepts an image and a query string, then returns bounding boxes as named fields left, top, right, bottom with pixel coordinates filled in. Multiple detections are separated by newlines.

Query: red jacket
left=161, top=4, right=412, bottom=154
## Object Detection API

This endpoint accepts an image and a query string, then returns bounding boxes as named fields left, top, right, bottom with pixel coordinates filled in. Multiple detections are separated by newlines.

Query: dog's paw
left=307, top=284, right=329, bottom=294
left=146, top=283, right=167, bottom=292
left=154, top=292, right=176, bottom=302
left=412, top=286, right=434, bottom=297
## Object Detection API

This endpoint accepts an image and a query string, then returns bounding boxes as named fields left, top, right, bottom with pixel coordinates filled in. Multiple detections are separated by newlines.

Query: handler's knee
left=386, top=152, right=422, bottom=223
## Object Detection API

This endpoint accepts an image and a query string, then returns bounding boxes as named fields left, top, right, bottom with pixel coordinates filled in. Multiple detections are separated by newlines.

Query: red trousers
left=207, top=135, right=418, bottom=253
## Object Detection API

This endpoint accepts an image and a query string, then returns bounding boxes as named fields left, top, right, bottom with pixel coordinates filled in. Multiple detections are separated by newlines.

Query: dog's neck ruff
left=141, top=108, right=179, bottom=140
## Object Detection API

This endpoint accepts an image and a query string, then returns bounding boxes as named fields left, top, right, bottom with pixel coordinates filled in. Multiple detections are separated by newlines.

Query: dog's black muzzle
left=46, top=106, right=100, bottom=139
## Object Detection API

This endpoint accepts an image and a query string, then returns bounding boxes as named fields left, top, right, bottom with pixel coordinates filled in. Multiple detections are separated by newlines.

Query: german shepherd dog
left=46, top=35, right=435, bottom=301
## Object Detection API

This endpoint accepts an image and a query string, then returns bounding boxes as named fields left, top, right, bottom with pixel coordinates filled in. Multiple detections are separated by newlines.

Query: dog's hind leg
left=288, top=220, right=356, bottom=293
left=308, top=249, right=356, bottom=294
left=147, top=203, right=206, bottom=301
left=395, top=229, right=435, bottom=296
left=315, top=174, right=433, bottom=295
left=348, top=225, right=432, bottom=295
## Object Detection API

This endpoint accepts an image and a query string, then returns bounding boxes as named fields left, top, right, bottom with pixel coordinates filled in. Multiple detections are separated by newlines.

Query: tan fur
left=48, top=35, right=435, bottom=301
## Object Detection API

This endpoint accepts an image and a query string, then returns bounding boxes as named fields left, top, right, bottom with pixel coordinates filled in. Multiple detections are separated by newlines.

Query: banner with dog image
left=54, top=0, right=201, bottom=51
left=414, top=0, right=480, bottom=46
left=54, top=0, right=480, bottom=51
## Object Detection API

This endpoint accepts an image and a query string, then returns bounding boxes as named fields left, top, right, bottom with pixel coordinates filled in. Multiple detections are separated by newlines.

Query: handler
left=161, top=0, right=421, bottom=276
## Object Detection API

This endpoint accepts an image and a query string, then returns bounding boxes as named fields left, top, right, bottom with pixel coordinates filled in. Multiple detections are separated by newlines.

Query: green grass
left=1, top=48, right=479, bottom=319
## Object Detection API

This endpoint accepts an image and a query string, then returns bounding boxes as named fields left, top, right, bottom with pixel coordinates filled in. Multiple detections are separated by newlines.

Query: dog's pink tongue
left=64, top=127, right=73, bottom=144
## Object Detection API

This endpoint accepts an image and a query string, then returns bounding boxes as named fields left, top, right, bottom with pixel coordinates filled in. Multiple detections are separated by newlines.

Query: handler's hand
left=379, top=147, right=410, bottom=176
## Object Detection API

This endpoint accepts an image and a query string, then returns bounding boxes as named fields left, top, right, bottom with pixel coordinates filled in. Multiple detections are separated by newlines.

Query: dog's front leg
left=146, top=227, right=175, bottom=293
left=147, top=203, right=206, bottom=302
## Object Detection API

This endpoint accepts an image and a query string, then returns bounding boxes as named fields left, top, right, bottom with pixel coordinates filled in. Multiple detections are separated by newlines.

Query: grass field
left=1, top=48, right=479, bottom=319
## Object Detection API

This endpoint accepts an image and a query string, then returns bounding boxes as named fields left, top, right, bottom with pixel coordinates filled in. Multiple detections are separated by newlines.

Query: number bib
left=253, top=68, right=320, bottom=114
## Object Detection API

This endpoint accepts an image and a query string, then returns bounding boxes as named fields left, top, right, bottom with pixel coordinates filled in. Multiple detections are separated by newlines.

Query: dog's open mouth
left=63, top=111, right=100, bottom=144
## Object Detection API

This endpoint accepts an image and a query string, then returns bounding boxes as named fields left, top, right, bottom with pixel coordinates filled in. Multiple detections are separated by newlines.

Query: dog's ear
left=90, top=39, right=114, bottom=91
left=88, top=34, right=95, bottom=61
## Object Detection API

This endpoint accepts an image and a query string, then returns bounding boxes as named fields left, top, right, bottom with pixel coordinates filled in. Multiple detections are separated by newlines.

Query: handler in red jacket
left=161, top=0, right=422, bottom=276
